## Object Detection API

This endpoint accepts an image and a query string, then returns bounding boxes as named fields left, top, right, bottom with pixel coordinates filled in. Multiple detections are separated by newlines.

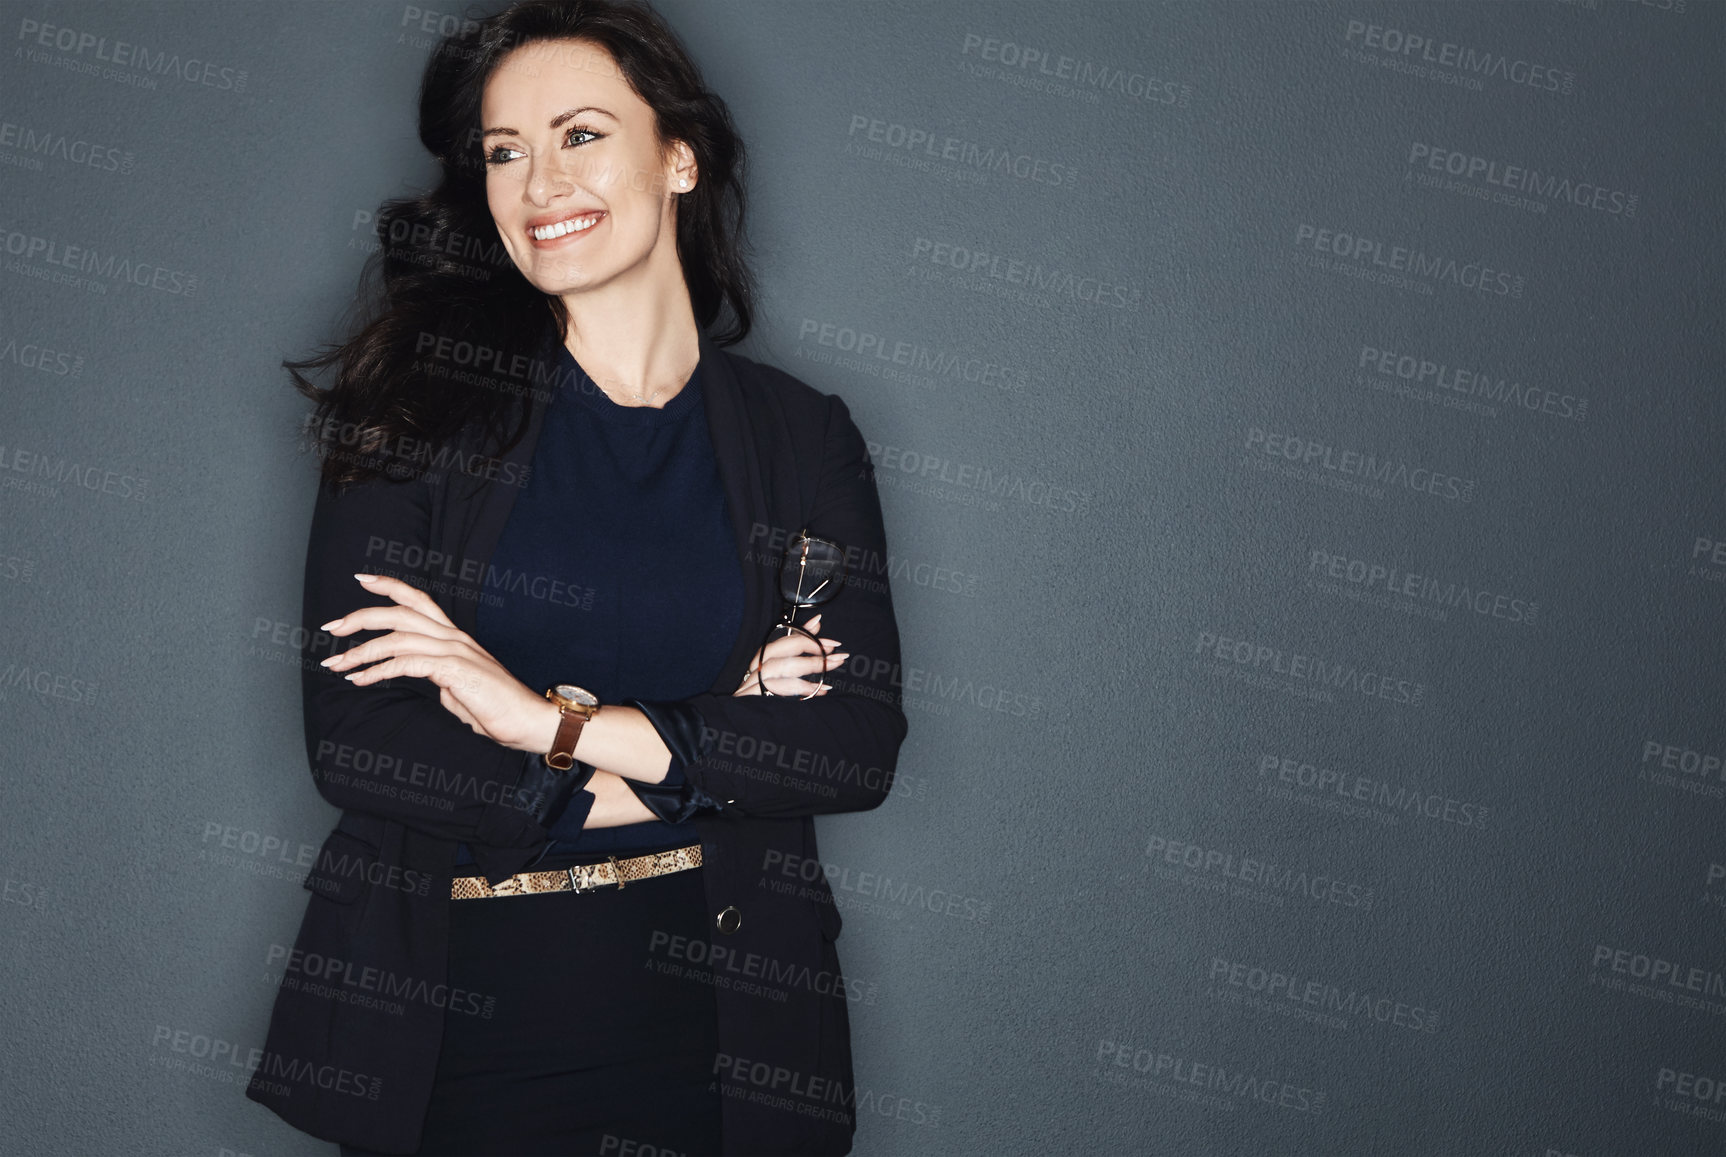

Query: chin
left=535, top=272, right=608, bottom=298
left=516, top=257, right=601, bottom=293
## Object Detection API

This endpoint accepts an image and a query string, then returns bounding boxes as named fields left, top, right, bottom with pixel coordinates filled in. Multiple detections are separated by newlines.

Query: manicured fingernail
left=344, top=672, right=361, bottom=681
left=319, top=656, right=338, bottom=667
left=355, top=573, right=378, bottom=583
left=320, top=619, right=343, bottom=631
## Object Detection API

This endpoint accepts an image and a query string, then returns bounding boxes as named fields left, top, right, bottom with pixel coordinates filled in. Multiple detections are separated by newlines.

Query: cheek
left=484, top=183, right=522, bottom=254
left=596, top=147, right=668, bottom=202
left=484, top=175, right=509, bottom=219
left=610, top=180, right=676, bottom=238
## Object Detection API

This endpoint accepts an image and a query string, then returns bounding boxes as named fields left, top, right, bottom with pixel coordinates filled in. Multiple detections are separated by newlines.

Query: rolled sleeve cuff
left=621, top=697, right=725, bottom=820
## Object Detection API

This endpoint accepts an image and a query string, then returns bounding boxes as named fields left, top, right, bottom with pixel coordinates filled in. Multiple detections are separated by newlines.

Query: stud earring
left=679, top=178, right=688, bottom=188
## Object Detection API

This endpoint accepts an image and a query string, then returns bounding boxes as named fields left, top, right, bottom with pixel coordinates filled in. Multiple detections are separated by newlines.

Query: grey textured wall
left=2, top=1, right=1722, bottom=1154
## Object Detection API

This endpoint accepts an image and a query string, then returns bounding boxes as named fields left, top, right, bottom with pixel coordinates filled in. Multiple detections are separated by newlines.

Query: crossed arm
left=585, top=768, right=656, bottom=827
left=317, top=574, right=848, bottom=829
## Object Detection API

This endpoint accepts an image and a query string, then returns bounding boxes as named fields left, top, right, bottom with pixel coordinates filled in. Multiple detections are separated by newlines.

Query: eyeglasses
left=751, top=531, right=846, bottom=700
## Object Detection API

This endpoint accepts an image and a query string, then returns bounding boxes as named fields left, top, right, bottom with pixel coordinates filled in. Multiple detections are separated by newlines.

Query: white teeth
left=531, top=214, right=601, bottom=241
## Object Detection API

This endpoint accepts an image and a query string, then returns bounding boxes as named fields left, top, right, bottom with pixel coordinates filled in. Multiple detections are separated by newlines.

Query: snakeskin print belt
left=450, top=843, right=703, bottom=900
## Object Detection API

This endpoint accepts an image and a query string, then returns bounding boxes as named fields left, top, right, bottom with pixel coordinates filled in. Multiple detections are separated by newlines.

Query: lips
left=527, top=210, right=605, bottom=245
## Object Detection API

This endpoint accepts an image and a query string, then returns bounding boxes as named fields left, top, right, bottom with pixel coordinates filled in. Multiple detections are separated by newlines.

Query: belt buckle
left=563, top=855, right=632, bottom=894
left=565, top=860, right=618, bottom=894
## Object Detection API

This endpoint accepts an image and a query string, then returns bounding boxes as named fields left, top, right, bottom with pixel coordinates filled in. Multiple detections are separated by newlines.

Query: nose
left=525, top=152, right=571, bottom=206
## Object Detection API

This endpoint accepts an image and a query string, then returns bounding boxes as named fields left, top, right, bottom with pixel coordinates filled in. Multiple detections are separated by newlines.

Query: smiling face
left=480, top=37, right=695, bottom=297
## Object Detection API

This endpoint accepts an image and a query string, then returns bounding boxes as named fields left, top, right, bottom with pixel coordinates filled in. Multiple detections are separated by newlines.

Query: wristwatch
left=543, top=683, right=600, bottom=771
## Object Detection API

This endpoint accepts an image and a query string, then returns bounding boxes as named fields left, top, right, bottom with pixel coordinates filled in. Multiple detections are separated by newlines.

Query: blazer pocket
left=301, top=830, right=379, bottom=906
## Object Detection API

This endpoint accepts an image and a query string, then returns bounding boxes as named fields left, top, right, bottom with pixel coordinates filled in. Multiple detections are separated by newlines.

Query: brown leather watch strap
left=544, top=706, right=589, bottom=771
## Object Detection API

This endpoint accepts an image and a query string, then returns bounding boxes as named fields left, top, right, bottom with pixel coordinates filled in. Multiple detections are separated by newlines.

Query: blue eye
left=484, top=125, right=603, bottom=166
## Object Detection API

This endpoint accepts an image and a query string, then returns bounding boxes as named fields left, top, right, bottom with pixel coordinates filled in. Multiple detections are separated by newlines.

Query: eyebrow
left=482, top=107, right=617, bottom=139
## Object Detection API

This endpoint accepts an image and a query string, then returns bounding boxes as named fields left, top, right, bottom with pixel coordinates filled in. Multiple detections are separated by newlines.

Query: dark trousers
left=343, top=849, right=722, bottom=1156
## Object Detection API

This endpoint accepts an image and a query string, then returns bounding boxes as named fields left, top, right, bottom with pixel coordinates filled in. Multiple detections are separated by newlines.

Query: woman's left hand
left=736, top=612, right=849, bottom=697
left=318, top=573, right=553, bottom=753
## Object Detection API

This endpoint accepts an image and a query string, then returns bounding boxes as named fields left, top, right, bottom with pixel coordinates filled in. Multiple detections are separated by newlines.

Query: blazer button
left=715, top=905, right=743, bottom=934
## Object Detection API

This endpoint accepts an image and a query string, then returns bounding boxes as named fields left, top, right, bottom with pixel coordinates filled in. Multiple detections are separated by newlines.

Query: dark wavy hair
left=289, top=0, right=755, bottom=490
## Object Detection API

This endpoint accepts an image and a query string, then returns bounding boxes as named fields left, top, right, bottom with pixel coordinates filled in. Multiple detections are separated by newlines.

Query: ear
left=666, top=138, right=698, bottom=194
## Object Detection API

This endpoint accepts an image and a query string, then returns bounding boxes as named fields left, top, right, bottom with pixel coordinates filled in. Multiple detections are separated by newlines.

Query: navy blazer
left=245, top=325, right=908, bottom=1155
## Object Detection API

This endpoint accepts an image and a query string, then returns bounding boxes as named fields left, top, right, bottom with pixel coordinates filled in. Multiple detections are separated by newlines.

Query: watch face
left=553, top=684, right=599, bottom=706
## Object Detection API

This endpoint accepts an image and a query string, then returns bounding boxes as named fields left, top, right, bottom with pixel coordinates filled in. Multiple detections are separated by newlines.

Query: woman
left=244, top=2, right=907, bottom=1154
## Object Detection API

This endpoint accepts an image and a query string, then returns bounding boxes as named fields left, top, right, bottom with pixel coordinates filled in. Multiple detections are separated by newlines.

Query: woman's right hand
left=736, top=612, right=848, bottom=697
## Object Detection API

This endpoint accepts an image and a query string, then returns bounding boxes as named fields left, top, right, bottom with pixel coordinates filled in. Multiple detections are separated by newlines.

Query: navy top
left=452, top=336, right=744, bottom=868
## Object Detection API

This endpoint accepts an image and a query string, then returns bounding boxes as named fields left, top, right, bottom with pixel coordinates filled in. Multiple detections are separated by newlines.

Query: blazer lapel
left=441, top=361, right=552, bottom=638
left=696, top=327, right=774, bottom=692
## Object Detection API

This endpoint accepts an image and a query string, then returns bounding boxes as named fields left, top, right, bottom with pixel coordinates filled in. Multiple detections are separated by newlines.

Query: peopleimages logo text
left=1342, top=20, right=1574, bottom=94
left=1196, top=629, right=1426, bottom=706
left=1246, top=427, right=1476, bottom=502
left=910, top=237, right=1140, bottom=308
left=1293, top=223, right=1524, bottom=297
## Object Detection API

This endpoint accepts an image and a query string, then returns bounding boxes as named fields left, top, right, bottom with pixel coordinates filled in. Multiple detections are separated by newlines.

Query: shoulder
left=714, top=345, right=862, bottom=446
left=719, top=345, right=831, bottom=415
